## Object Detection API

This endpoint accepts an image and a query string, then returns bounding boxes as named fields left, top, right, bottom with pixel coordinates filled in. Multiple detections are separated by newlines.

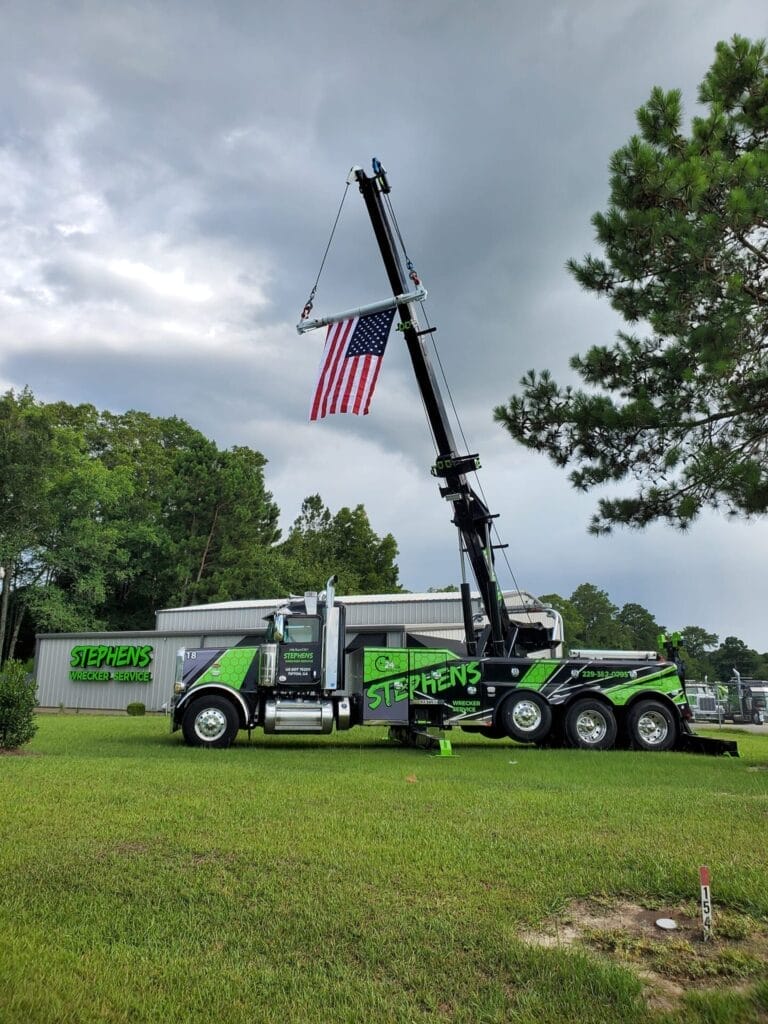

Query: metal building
left=34, top=589, right=560, bottom=712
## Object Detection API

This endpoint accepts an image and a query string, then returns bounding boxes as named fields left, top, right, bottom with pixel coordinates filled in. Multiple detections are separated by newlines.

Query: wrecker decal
left=519, top=660, right=559, bottom=687
left=364, top=652, right=481, bottom=711
left=186, top=647, right=256, bottom=690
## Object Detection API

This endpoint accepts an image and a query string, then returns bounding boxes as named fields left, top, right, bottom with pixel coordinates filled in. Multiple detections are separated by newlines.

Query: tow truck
left=170, top=163, right=737, bottom=757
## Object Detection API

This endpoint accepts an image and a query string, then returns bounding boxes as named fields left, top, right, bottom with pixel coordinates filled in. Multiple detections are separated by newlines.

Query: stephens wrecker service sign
left=69, top=644, right=154, bottom=683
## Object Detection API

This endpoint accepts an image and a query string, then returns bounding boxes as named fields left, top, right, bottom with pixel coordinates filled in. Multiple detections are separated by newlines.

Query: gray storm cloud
left=1, top=0, right=767, bottom=646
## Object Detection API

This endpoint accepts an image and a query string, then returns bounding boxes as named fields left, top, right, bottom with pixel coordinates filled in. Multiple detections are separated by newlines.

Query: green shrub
left=0, top=660, right=38, bottom=749
left=126, top=702, right=146, bottom=717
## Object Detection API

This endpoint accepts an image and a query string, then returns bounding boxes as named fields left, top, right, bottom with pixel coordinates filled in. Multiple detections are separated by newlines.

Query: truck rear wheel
left=182, top=696, right=240, bottom=748
left=628, top=700, right=677, bottom=752
left=500, top=692, right=552, bottom=743
left=565, top=698, right=617, bottom=750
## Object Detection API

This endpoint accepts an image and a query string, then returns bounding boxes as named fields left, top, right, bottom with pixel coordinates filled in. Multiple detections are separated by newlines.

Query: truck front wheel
left=500, top=692, right=552, bottom=743
left=565, top=699, right=617, bottom=750
left=182, top=696, right=240, bottom=748
left=628, top=700, right=677, bottom=752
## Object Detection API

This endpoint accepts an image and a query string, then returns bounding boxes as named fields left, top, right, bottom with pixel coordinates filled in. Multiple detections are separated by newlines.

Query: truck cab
left=170, top=579, right=350, bottom=746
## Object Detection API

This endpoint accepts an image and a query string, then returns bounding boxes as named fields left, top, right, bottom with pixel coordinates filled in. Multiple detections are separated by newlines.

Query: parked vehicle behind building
left=685, top=674, right=765, bottom=726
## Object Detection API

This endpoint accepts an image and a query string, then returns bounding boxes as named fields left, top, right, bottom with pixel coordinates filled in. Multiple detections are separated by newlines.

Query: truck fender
left=624, top=690, right=683, bottom=717
left=174, top=684, right=251, bottom=728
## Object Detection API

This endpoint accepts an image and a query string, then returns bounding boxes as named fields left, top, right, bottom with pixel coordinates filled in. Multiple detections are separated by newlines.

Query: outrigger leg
left=389, top=725, right=454, bottom=756
left=677, top=724, right=739, bottom=756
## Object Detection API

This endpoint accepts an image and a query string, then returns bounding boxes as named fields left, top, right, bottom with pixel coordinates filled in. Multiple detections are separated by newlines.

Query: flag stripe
left=362, top=355, right=384, bottom=415
left=322, top=319, right=354, bottom=419
left=331, top=355, right=356, bottom=415
left=310, top=325, right=336, bottom=421
left=351, top=356, right=371, bottom=415
left=310, top=318, right=354, bottom=421
left=343, top=355, right=366, bottom=414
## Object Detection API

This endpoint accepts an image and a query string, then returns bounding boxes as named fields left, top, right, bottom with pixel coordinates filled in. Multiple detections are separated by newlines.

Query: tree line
left=542, top=583, right=768, bottom=682
left=0, top=389, right=399, bottom=664
left=4, top=390, right=763, bottom=681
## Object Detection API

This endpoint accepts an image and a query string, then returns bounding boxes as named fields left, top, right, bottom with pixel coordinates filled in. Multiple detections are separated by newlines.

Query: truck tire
left=182, top=696, right=240, bottom=748
left=500, top=692, right=552, bottom=743
left=565, top=698, right=617, bottom=751
left=627, top=700, right=677, bottom=752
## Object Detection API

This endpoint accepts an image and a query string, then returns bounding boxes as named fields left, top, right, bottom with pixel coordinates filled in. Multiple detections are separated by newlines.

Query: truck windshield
left=266, top=616, right=320, bottom=644
left=282, top=619, right=320, bottom=644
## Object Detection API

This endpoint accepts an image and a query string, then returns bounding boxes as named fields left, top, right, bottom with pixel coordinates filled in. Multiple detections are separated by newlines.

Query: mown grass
left=1, top=717, right=766, bottom=1023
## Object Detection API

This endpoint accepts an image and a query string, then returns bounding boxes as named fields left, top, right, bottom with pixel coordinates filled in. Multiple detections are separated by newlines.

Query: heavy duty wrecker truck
left=170, top=163, right=737, bottom=757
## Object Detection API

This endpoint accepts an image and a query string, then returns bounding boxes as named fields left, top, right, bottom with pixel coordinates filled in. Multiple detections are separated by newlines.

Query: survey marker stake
left=700, top=866, right=712, bottom=941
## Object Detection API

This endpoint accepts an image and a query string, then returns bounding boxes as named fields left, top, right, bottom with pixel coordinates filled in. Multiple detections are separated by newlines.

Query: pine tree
left=495, top=36, right=768, bottom=533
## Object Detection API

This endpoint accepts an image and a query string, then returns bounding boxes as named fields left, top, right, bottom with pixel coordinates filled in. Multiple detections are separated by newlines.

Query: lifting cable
left=383, top=196, right=441, bottom=455
left=385, top=195, right=535, bottom=626
left=300, top=181, right=350, bottom=322
left=427, top=309, right=535, bottom=626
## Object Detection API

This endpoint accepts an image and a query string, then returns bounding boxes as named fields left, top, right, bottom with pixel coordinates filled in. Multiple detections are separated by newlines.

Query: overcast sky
left=2, top=1, right=767, bottom=649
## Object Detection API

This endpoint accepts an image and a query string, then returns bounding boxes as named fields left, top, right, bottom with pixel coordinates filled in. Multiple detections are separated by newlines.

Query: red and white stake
left=699, top=865, right=712, bottom=941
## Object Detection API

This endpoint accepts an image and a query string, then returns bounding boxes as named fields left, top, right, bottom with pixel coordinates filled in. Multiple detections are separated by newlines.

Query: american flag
left=309, top=308, right=396, bottom=421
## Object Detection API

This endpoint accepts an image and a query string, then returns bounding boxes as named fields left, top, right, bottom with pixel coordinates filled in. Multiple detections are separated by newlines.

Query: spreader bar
left=296, top=286, right=427, bottom=334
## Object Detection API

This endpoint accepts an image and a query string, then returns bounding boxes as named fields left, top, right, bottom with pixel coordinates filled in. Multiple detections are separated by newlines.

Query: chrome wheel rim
left=575, top=709, right=608, bottom=745
left=512, top=700, right=542, bottom=733
left=637, top=710, right=668, bottom=745
left=194, top=707, right=228, bottom=742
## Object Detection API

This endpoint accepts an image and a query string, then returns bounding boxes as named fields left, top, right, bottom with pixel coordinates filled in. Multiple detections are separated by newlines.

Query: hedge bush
left=126, top=702, right=146, bottom=716
left=0, top=660, right=38, bottom=749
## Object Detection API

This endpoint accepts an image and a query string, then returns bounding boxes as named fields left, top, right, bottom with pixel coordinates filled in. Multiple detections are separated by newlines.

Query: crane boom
left=354, top=164, right=512, bottom=657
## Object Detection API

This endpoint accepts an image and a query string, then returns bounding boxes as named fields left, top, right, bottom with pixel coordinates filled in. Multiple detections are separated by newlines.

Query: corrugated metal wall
left=34, top=631, right=262, bottom=712
left=153, top=592, right=496, bottom=633
left=154, top=603, right=280, bottom=632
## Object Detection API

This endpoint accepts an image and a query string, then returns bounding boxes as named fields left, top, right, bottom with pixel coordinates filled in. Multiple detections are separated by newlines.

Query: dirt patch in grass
left=519, top=899, right=768, bottom=1014
left=111, top=841, right=152, bottom=856
left=0, top=747, right=40, bottom=756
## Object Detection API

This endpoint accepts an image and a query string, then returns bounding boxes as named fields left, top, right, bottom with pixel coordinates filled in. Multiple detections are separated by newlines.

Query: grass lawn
left=1, top=715, right=766, bottom=1024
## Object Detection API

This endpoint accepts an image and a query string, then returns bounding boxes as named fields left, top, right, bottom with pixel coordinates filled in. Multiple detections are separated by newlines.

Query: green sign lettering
left=69, top=645, right=154, bottom=684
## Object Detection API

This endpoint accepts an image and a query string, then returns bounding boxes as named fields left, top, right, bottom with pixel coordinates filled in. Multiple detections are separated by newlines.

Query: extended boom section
left=354, top=165, right=515, bottom=659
